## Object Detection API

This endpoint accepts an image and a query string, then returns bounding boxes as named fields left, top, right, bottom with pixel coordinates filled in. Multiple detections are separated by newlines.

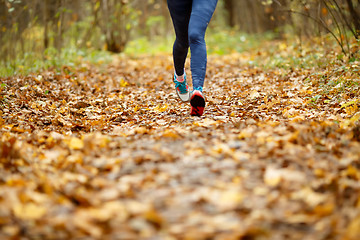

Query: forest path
left=1, top=54, right=360, bottom=239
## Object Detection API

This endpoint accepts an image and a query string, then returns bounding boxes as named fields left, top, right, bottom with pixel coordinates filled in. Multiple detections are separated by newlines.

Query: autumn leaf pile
left=0, top=52, right=360, bottom=240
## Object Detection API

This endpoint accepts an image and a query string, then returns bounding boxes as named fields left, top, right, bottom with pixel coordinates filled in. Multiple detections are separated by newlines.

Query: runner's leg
left=167, top=0, right=192, bottom=77
left=189, top=0, right=218, bottom=91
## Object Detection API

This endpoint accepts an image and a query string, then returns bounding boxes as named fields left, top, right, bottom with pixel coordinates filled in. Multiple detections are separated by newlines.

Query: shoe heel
left=190, top=91, right=205, bottom=116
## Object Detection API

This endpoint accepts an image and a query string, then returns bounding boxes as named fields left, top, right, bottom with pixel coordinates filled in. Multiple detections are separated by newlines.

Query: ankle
left=193, top=87, right=203, bottom=92
left=176, top=74, right=185, bottom=82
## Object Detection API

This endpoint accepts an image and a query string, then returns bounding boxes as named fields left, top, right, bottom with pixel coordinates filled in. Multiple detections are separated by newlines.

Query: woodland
left=0, top=0, right=360, bottom=239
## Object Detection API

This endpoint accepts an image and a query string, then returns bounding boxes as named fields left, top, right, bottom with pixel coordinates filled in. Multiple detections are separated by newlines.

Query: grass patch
left=124, top=36, right=174, bottom=56
left=0, top=47, right=113, bottom=78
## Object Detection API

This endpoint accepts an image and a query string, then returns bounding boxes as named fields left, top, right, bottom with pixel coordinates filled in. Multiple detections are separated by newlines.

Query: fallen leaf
left=13, top=203, right=47, bottom=220
left=68, top=137, right=84, bottom=150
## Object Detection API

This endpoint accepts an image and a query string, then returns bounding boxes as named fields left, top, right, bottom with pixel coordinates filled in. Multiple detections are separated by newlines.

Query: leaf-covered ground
left=1, top=52, right=360, bottom=240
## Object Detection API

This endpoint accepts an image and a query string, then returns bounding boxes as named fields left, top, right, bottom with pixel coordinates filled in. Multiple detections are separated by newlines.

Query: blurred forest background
left=0, top=0, right=359, bottom=76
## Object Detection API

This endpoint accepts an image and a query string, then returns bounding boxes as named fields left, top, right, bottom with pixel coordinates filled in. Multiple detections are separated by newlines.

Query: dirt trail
left=0, top=54, right=359, bottom=239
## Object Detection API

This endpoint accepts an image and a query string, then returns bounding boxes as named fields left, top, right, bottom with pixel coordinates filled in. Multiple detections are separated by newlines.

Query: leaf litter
left=0, top=53, right=360, bottom=239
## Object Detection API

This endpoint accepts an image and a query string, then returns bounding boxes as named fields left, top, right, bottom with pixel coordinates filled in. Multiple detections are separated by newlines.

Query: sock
left=176, top=73, right=184, bottom=82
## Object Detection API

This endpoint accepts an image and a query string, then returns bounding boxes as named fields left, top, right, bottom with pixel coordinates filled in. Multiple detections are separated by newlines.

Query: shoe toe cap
left=178, top=91, right=190, bottom=102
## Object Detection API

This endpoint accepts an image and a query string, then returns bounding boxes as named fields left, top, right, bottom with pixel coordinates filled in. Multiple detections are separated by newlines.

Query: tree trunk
left=346, top=0, right=360, bottom=38
left=44, top=0, right=49, bottom=49
left=224, top=0, right=236, bottom=27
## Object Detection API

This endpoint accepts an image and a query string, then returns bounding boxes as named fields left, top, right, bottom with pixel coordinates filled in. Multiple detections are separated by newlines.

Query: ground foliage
left=0, top=46, right=360, bottom=240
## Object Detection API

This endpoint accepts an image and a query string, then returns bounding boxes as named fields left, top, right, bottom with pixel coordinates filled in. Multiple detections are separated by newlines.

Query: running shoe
left=190, top=90, right=205, bottom=116
left=173, top=72, right=190, bottom=102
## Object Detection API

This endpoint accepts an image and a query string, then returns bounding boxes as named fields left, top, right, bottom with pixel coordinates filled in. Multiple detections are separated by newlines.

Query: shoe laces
left=174, top=75, right=188, bottom=94
left=193, top=87, right=203, bottom=93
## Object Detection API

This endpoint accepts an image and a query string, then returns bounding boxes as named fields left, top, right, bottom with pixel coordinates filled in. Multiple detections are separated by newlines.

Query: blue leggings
left=167, top=0, right=218, bottom=91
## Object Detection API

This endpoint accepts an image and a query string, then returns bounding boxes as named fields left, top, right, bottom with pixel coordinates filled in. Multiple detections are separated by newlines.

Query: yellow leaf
left=238, top=129, right=253, bottom=139
left=218, top=190, right=244, bottom=210
left=291, top=188, right=327, bottom=207
left=161, top=129, right=180, bottom=139
left=194, top=118, right=218, bottom=127
left=345, top=104, right=358, bottom=115
left=279, top=43, right=287, bottom=51
left=134, top=126, right=148, bottom=134
left=154, top=104, right=168, bottom=112
left=291, top=115, right=305, bottom=123
left=283, top=107, right=297, bottom=118
left=346, top=165, right=360, bottom=179
left=31, top=102, right=37, bottom=109
left=13, top=203, right=46, bottom=220
left=350, top=112, right=360, bottom=123
left=264, top=167, right=282, bottom=187
left=133, top=105, right=140, bottom=112
left=2, top=225, right=19, bottom=236
left=341, top=99, right=359, bottom=109
left=144, top=208, right=163, bottom=227
left=345, top=215, right=360, bottom=240
left=74, top=211, right=102, bottom=237
left=68, top=137, right=84, bottom=150
left=120, top=78, right=128, bottom=87
left=264, top=167, right=306, bottom=187
left=314, top=168, right=325, bottom=178
left=313, top=203, right=334, bottom=216
left=250, top=90, right=260, bottom=99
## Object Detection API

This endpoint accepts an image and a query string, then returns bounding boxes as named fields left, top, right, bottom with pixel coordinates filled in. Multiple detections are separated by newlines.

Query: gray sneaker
left=173, top=72, right=190, bottom=102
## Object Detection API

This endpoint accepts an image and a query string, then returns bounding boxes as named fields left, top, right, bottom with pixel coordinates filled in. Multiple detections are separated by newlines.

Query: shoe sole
left=190, top=92, right=205, bottom=116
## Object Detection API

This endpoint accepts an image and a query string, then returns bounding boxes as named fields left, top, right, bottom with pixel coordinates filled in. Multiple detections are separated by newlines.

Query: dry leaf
left=13, top=203, right=47, bottom=220
left=68, top=137, right=84, bottom=150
